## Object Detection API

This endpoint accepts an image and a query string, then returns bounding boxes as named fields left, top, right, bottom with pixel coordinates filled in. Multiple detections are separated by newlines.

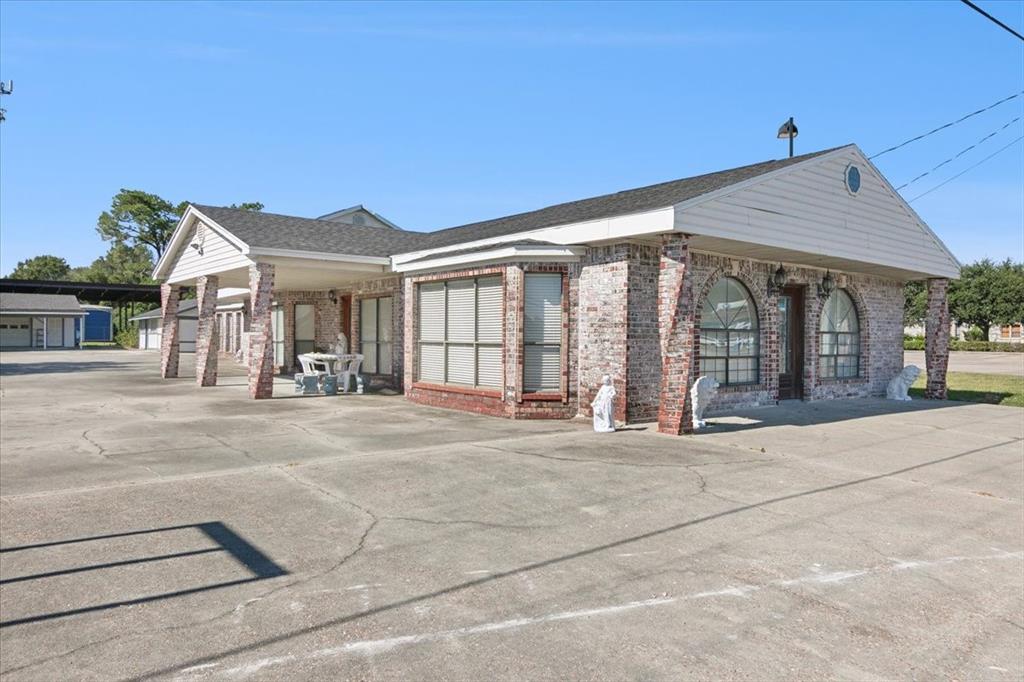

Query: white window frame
left=360, top=296, right=393, bottom=375
left=523, top=273, right=565, bottom=394
left=416, top=276, right=503, bottom=390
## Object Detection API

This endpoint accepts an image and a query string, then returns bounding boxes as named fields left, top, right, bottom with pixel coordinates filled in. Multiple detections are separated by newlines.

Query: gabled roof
left=413, top=146, right=845, bottom=251
left=316, top=204, right=404, bottom=230
left=0, top=293, right=84, bottom=315
left=190, top=205, right=427, bottom=257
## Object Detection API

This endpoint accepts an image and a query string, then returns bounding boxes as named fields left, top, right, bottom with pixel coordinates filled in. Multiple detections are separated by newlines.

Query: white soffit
left=394, top=244, right=587, bottom=274
left=390, top=207, right=674, bottom=266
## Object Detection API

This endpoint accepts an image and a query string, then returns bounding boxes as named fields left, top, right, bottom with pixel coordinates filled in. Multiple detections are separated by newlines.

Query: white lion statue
left=886, top=365, right=921, bottom=401
left=691, top=375, right=720, bottom=429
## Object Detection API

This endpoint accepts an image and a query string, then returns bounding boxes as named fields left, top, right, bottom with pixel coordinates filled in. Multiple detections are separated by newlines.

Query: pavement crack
left=476, top=443, right=765, bottom=471
left=381, top=515, right=553, bottom=530
left=203, top=433, right=260, bottom=464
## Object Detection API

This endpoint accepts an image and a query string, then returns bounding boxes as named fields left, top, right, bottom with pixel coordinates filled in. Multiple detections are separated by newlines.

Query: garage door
left=0, top=317, right=32, bottom=347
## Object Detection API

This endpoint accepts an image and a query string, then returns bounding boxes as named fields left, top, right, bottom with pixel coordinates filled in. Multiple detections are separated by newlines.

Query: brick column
left=403, top=277, right=416, bottom=393
left=194, top=275, right=220, bottom=387
left=656, top=234, right=696, bottom=435
left=924, top=278, right=950, bottom=399
left=248, top=263, right=275, bottom=399
left=160, top=283, right=181, bottom=378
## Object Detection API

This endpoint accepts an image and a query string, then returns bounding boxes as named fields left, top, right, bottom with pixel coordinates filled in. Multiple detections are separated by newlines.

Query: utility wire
left=868, top=91, right=1022, bottom=160
left=960, top=0, right=1024, bottom=41
left=894, top=116, right=1022, bottom=190
left=907, top=135, right=1023, bottom=203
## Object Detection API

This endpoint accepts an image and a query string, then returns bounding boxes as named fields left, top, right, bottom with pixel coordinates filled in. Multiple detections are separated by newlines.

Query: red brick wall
left=403, top=263, right=577, bottom=419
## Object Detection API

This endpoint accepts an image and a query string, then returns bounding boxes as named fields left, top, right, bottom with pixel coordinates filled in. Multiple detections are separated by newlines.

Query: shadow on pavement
left=0, top=522, right=287, bottom=628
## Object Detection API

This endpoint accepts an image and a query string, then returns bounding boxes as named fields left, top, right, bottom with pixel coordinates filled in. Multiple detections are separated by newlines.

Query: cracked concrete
left=1, top=349, right=1022, bottom=681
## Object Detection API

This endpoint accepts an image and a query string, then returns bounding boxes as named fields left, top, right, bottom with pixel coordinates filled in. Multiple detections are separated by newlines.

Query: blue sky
left=1, top=0, right=1022, bottom=275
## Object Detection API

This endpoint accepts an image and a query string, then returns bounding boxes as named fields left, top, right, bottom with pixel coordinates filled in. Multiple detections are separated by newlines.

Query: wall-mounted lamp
left=817, top=270, right=836, bottom=299
left=328, top=289, right=338, bottom=305
left=766, top=264, right=787, bottom=296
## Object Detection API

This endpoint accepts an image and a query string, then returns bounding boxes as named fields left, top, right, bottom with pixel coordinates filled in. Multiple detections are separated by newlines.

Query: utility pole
left=0, top=80, right=12, bottom=122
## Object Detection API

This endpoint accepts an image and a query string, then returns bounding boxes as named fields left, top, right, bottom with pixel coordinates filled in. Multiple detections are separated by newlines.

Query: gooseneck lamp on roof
left=777, top=117, right=798, bottom=158
left=766, top=264, right=787, bottom=296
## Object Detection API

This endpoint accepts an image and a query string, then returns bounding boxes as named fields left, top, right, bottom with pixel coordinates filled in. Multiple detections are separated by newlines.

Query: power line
left=895, top=116, right=1022, bottom=190
left=868, top=91, right=1023, bottom=160
left=960, top=0, right=1024, bottom=41
left=907, top=135, right=1023, bottom=203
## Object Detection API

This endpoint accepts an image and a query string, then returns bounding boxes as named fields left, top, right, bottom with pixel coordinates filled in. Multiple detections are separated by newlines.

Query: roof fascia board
left=246, top=247, right=392, bottom=265
left=390, top=207, right=674, bottom=265
left=394, top=245, right=585, bottom=274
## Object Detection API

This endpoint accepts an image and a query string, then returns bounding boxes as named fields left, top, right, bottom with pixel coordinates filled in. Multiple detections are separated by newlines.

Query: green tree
left=948, top=259, right=1024, bottom=339
left=7, top=254, right=71, bottom=280
left=903, top=280, right=927, bottom=326
left=97, top=189, right=181, bottom=259
left=87, top=243, right=156, bottom=284
left=228, top=202, right=264, bottom=211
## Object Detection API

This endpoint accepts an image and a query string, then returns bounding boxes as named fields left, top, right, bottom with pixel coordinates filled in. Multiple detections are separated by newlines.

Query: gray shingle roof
left=193, top=146, right=846, bottom=260
left=191, top=205, right=429, bottom=258
left=415, top=146, right=847, bottom=251
left=0, top=293, right=83, bottom=315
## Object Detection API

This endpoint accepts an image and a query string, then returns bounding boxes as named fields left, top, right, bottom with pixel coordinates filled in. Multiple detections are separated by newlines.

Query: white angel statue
left=591, top=375, right=616, bottom=433
left=333, top=332, right=349, bottom=356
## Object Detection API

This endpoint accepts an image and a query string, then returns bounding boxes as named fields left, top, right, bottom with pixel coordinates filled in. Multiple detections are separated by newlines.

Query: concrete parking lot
left=1, top=349, right=1022, bottom=680
left=904, top=350, right=1023, bottom=376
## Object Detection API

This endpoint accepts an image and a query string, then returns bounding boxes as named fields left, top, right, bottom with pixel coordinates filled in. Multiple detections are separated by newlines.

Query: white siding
left=166, top=219, right=253, bottom=284
left=675, top=148, right=960, bottom=278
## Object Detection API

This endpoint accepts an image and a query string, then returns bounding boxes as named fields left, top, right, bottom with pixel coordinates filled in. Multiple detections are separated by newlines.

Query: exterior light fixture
left=766, top=264, right=787, bottom=296
left=777, top=116, right=798, bottom=158
left=817, top=270, right=836, bottom=299
left=328, top=289, right=338, bottom=305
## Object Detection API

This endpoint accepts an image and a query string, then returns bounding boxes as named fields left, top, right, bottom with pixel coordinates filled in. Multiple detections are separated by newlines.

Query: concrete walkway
left=904, top=350, right=1023, bottom=376
left=1, top=350, right=1021, bottom=680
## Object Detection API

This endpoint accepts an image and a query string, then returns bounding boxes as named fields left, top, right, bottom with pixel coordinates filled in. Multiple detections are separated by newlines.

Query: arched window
left=700, top=277, right=759, bottom=385
left=819, top=289, right=860, bottom=378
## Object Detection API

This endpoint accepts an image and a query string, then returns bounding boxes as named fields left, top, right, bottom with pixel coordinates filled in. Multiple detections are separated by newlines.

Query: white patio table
left=299, top=352, right=355, bottom=375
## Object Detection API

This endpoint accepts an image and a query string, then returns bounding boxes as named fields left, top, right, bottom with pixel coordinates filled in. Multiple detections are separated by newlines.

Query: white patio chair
left=338, top=354, right=364, bottom=394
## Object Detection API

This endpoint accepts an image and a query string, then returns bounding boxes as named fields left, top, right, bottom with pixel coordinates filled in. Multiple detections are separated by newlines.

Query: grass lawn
left=910, top=371, right=1024, bottom=408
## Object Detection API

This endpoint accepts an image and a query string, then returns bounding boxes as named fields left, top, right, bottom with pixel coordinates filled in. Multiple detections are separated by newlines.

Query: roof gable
left=675, top=145, right=961, bottom=279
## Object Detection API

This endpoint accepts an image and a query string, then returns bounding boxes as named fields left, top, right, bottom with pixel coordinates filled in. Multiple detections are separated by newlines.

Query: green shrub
left=950, top=340, right=1023, bottom=352
left=963, top=326, right=987, bottom=341
left=115, top=326, right=138, bottom=349
left=903, top=336, right=1021, bottom=352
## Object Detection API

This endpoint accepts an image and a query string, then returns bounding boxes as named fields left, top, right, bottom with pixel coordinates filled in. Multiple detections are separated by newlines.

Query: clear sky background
left=1, top=0, right=1022, bottom=275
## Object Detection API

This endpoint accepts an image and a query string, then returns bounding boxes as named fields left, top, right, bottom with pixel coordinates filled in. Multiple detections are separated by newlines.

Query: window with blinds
left=360, top=296, right=393, bottom=374
left=523, top=273, right=563, bottom=393
left=417, top=276, right=503, bottom=389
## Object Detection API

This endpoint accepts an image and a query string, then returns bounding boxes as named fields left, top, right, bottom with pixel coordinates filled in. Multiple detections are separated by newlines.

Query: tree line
left=6, top=189, right=261, bottom=284
left=904, top=259, right=1024, bottom=339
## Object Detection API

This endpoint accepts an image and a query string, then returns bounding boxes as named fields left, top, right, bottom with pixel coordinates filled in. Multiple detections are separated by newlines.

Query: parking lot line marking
left=185, top=550, right=1023, bottom=679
